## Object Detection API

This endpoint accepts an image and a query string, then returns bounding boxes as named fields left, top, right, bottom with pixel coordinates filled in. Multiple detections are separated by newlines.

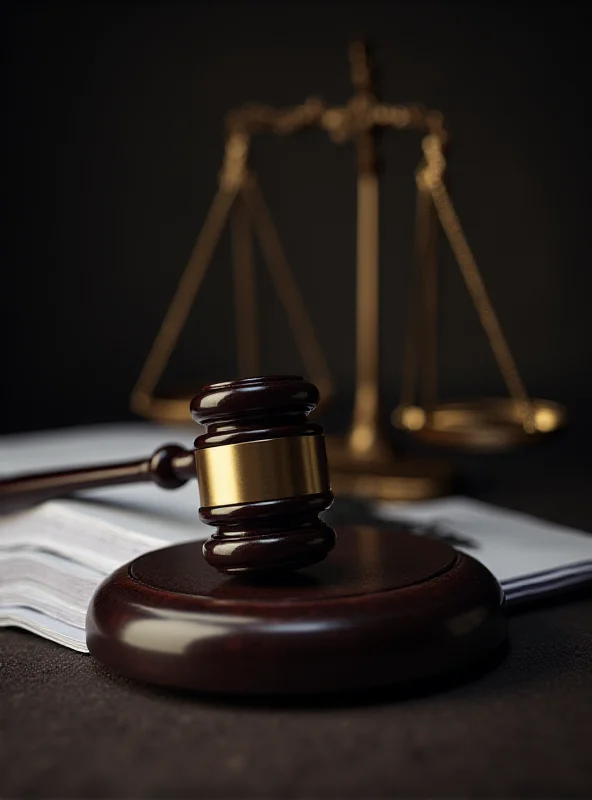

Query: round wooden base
left=87, top=527, right=507, bottom=695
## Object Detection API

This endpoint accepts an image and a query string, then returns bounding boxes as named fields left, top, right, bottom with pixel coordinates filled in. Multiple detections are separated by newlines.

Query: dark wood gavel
left=2, top=375, right=507, bottom=694
left=0, top=375, right=335, bottom=573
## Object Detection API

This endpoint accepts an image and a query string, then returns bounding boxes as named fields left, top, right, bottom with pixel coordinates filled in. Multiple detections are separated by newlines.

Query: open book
left=1, top=424, right=592, bottom=652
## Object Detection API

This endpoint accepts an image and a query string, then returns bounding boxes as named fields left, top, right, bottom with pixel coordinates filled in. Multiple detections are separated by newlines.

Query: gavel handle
left=0, top=444, right=196, bottom=513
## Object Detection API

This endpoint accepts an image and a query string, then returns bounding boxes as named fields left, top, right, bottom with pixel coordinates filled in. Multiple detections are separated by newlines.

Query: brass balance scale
left=130, top=42, right=566, bottom=502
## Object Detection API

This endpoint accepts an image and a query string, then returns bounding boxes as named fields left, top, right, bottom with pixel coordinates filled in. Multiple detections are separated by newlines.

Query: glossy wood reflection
left=87, top=526, right=507, bottom=695
left=191, top=376, right=335, bottom=574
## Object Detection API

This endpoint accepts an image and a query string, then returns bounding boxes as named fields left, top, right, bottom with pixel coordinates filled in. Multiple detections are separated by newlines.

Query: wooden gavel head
left=190, top=375, right=336, bottom=574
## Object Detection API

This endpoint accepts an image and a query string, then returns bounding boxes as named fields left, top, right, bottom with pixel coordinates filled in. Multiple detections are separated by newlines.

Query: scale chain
left=421, top=135, right=534, bottom=429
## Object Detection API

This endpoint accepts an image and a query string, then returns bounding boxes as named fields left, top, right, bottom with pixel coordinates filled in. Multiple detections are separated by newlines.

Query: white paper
left=2, top=424, right=592, bottom=653
left=0, top=423, right=209, bottom=652
left=376, top=496, right=592, bottom=601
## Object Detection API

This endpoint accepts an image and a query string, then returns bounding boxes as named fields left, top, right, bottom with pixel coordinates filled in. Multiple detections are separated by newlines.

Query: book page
left=376, top=496, right=592, bottom=583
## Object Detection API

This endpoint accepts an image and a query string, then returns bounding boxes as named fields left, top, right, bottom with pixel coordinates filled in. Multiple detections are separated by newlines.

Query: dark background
left=2, top=9, right=592, bottom=795
left=2, top=0, right=592, bottom=435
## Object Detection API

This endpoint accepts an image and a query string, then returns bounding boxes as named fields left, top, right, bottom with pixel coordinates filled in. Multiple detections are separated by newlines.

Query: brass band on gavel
left=195, top=434, right=330, bottom=508
left=190, top=376, right=335, bottom=574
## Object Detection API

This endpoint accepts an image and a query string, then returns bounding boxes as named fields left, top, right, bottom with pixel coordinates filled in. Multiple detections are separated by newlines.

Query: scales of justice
left=130, top=41, right=566, bottom=502
left=0, top=43, right=569, bottom=692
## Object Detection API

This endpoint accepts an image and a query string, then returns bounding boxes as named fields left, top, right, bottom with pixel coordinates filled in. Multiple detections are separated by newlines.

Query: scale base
left=87, top=527, right=506, bottom=695
left=326, top=436, right=453, bottom=502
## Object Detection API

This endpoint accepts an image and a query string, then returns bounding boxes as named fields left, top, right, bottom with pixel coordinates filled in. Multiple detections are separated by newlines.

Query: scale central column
left=347, top=131, right=389, bottom=460
left=327, top=41, right=451, bottom=501
left=347, top=40, right=390, bottom=462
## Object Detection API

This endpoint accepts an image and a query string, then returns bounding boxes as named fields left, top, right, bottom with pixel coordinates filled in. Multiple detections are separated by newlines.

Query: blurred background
left=2, top=0, right=591, bottom=437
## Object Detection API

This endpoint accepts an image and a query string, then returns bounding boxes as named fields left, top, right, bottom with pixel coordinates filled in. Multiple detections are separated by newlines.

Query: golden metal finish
left=130, top=183, right=239, bottom=420
left=131, top=164, right=333, bottom=421
left=241, top=174, right=333, bottom=403
left=348, top=172, right=381, bottom=458
left=232, top=195, right=259, bottom=377
left=350, top=42, right=380, bottom=457
left=131, top=41, right=565, bottom=500
left=394, top=133, right=567, bottom=448
left=195, top=435, right=330, bottom=507
left=395, top=399, right=566, bottom=452
left=423, top=136, right=530, bottom=413
left=131, top=41, right=444, bottom=438
left=327, top=435, right=452, bottom=502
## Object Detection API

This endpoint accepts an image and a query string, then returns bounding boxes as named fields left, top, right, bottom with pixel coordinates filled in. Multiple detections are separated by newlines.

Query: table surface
left=1, top=412, right=592, bottom=798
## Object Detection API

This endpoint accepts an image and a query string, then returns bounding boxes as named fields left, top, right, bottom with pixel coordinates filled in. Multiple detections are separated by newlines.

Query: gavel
left=1, top=373, right=507, bottom=693
left=0, top=375, right=336, bottom=574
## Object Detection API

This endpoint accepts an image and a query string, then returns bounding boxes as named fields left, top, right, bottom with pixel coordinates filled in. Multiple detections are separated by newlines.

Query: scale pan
left=394, top=398, right=567, bottom=452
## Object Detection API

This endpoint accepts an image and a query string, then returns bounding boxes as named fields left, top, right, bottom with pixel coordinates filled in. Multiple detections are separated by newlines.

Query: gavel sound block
left=85, top=376, right=507, bottom=694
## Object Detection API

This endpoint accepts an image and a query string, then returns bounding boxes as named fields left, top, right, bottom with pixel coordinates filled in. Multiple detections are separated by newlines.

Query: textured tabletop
left=1, top=596, right=592, bottom=799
